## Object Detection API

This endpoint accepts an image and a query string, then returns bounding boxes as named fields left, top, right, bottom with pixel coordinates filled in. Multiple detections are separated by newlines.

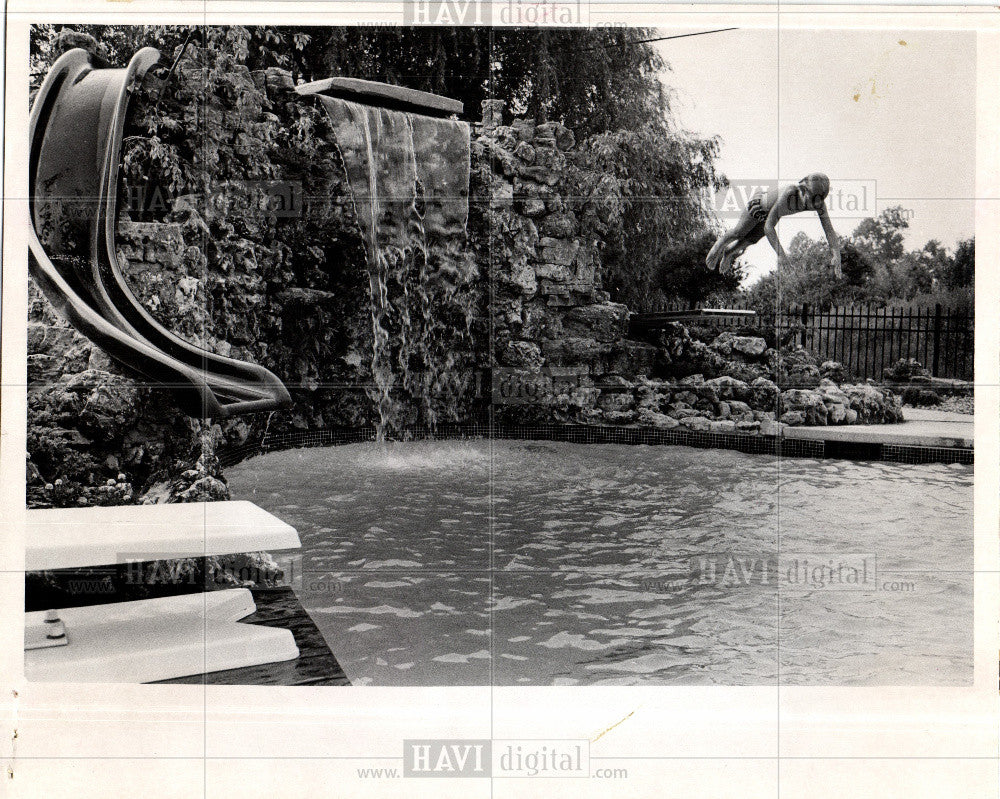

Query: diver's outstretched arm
left=817, top=202, right=842, bottom=277
left=763, top=206, right=787, bottom=266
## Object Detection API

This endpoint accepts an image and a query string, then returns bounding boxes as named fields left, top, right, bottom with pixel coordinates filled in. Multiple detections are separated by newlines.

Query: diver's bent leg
left=706, top=233, right=736, bottom=271
left=719, top=240, right=748, bottom=274
left=711, top=204, right=760, bottom=269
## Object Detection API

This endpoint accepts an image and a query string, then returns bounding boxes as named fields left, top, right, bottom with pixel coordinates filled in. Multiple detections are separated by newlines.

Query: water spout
left=320, top=97, right=471, bottom=440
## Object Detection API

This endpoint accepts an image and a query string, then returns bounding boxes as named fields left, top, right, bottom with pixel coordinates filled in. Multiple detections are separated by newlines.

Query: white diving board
left=25, top=589, right=299, bottom=683
left=26, top=500, right=300, bottom=571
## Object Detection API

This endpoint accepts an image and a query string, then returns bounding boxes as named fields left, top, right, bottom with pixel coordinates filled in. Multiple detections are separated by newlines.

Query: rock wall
left=26, top=51, right=449, bottom=509
left=26, top=281, right=219, bottom=509
left=477, top=101, right=656, bottom=423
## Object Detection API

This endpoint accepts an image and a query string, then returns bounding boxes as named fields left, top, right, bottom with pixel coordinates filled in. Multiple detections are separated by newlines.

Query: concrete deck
left=786, top=408, right=973, bottom=449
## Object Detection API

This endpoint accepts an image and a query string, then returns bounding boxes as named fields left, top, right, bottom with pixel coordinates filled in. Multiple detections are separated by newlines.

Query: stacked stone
left=116, top=221, right=216, bottom=350
left=27, top=87, right=906, bottom=517
left=480, top=101, right=658, bottom=424
left=614, top=338, right=902, bottom=432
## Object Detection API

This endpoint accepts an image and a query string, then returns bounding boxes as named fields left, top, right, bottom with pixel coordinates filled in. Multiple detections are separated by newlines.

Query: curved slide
left=28, top=47, right=291, bottom=419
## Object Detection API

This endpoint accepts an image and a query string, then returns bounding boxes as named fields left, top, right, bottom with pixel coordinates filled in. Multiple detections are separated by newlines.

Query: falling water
left=320, top=97, right=473, bottom=440
left=260, top=410, right=276, bottom=452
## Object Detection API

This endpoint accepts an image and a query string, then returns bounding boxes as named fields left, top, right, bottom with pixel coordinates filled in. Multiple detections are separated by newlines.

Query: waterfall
left=320, top=97, right=472, bottom=440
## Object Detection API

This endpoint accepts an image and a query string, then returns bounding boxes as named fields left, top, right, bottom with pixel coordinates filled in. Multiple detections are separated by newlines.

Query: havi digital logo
left=403, top=1, right=488, bottom=24
left=404, top=739, right=491, bottom=778
left=404, top=738, right=590, bottom=778
left=404, top=1, right=586, bottom=25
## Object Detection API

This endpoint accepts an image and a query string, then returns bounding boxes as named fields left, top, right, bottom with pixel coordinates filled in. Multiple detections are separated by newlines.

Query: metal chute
left=29, top=47, right=292, bottom=419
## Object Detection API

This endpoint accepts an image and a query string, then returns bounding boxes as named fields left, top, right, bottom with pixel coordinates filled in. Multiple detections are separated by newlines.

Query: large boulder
left=637, top=408, right=681, bottom=429
left=883, top=357, right=932, bottom=384
left=709, top=332, right=767, bottom=359
left=540, top=336, right=612, bottom=366
left=709, top=420, right=737, bottom=433
left=732, top=336, right=768, bottom=358
left=550, top=377, right=600, bottom=418
left=597, top=387, right=636, bottom=413
left=562, top=303, right=629, bottom=342
left=750, top=377, right=780, bottom=411
left=499, top=340, right=544, bottom=369
left=601, top=409, right=638, bottom=424
left=503, top=258, right=538, bottom=297
left=535, top=121, right=576, bottom=151
left=635, top=379, right=672, bottom=411
left=779, top=346, right=822, bottom=387
left=539, top=212, right=578, bottom=238
left=606, top=341, right=658, bottom=377
left=681, top=416, right=712, bottom=432
left=817, top=379, right=851, bottom=425
left=64, top=370, right=144, bottom=439
left=536, top=236, right=580, bottom=267
left=142, top=452, right=230, bottom=505
left=704, top=375, right=751, bottom=402
left=843, top=383, right=905, bottom=423
left=654, top=326, right=729, bottom=379
left=709, top=331, right=736, bottom=357
left=781, top=388, right=828, bottom=426
left=727, top=400, right=754, bottom=422
left=820, top=360, right=847, bottom=383
left=901, top=386, right=942, bottom=407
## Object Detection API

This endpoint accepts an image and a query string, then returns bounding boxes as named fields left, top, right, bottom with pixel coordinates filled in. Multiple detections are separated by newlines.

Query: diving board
left=629, top=308, right=757, bottom=333
left=295, top=76, right=464, bottom=118
left=26, top=501, right=300, bottom=571
left=25, top=589, right=299, bottom=683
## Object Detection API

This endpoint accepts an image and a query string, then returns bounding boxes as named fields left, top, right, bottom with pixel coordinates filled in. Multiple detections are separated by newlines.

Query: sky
left=655, top=28, right=977, bottom=285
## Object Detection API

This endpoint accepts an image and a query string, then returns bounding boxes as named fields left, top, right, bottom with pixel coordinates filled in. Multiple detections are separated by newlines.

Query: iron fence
left=648, top=300, right=973, bottom=381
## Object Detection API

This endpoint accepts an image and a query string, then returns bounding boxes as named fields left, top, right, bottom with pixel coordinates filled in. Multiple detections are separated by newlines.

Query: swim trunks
left=747, top=195, right=768, bottom=222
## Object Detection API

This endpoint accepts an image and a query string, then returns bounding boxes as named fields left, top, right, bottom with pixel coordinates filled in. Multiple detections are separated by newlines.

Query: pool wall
left=217, top=422, right=972, bottom=469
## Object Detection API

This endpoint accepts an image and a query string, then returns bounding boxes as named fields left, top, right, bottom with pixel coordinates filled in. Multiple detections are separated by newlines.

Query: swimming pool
left=227, top=440, right=973, bottom=686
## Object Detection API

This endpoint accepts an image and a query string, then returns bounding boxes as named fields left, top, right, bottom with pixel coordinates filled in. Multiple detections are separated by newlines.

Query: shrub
left=901, top=386, right=941, bottom=407
left=883, top=358, right=931, bottom=384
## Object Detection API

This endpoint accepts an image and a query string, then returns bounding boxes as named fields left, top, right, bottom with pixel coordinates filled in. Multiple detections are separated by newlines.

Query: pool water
left=227, top=441, right=973, bottom=686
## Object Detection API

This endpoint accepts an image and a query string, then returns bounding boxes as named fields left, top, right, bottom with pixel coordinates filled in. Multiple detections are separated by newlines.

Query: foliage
left=884, top=357, right=931, bottom=383
left=490, top=28, right=670, bottom=137
left=32, top=24, right=671, bottom=139
left=570, top=125, right=724, bottom=311
left=939, top=237, right=975, bottom=291
left=655, top=230, right=743, bottom=307
left=851, top=206, right=910, bottom=263
left=901, top=386, right=942, bottom=406
left=283, top=26, right=670, bottom=140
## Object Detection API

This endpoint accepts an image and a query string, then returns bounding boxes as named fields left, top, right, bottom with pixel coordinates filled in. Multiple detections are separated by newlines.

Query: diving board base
left=25, top=589, right=299, bottom=683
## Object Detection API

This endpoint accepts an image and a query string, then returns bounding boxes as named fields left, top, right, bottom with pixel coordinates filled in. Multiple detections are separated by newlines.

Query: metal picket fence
left=647, top=300, right=973, bottom=381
